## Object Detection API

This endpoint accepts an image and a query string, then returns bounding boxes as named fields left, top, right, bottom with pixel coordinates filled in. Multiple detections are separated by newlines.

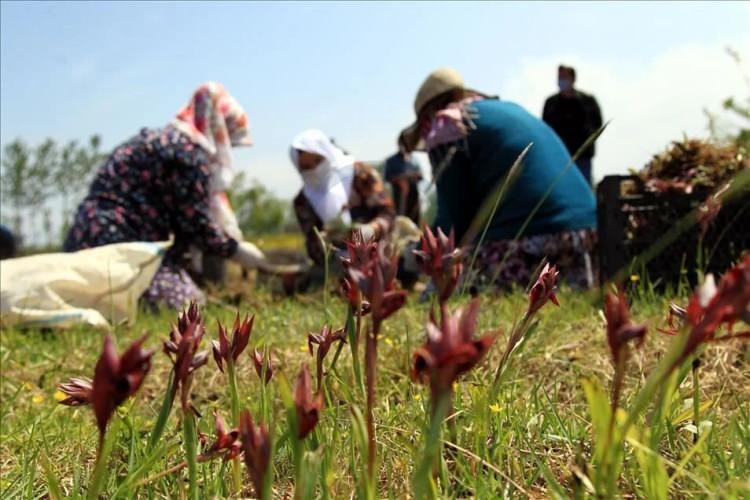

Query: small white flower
left=697, top=274, right=717, bottom=308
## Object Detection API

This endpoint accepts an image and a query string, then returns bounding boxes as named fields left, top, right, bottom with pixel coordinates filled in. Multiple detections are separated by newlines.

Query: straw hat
left=413, top=68, right=465, bottom=115
left=400, top=68, right=467, bottom=151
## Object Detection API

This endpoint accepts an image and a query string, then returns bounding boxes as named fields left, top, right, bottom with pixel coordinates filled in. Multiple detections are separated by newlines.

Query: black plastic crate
left=597, top=175, right=750, bottom=287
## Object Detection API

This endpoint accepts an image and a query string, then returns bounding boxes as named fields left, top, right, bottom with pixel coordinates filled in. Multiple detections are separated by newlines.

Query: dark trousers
left=576, top=157, right=593, bottom=185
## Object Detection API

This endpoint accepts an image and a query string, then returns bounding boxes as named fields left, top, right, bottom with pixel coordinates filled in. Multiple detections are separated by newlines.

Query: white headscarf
left=290, top=129, right=356, bottom=224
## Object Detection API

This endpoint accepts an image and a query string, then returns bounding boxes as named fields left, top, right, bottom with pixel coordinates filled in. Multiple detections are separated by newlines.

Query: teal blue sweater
left=432, top=98, right=596, bottom=242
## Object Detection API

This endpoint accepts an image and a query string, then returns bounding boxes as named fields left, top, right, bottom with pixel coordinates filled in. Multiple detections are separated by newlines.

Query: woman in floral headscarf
left=64, top=82, right=281, bottom=309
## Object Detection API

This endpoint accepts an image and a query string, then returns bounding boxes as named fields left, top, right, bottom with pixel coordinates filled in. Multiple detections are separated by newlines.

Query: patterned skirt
left=467, top=228, right=598, bottom=290
left=141, top=261, right=206, bottom=311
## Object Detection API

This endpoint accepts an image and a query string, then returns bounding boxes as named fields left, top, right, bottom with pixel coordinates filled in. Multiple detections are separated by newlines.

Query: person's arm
left=165, top=138, right=300, bottom=273
left=432, top=150, right=472, bottom=241
left=542, top=97, right=554, bottom=125
left=589, top=95, right=603, bottom=130
left=293, top=192, right=326, bottom=266
left=393, top=178, right=410, bottom=216
left=168, top=150, right=238, bottom=258
left=351, top=162, right=396, bottom=239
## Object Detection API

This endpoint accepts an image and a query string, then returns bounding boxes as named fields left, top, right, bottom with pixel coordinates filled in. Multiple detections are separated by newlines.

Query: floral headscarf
left=171, top=82, right=252, bottom=240
left=419, top=95, right=481, bottom=151
left=172, top=82, right=252, bottom=190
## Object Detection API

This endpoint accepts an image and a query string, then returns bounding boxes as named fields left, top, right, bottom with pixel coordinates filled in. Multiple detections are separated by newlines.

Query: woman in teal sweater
left=401, top=68, right=597, bottom=289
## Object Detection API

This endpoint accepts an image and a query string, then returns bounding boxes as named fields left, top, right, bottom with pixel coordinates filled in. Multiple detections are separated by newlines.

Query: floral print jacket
left=293, top=162, right=395, bottom=265
left=63, top=127, right=238, bottom=262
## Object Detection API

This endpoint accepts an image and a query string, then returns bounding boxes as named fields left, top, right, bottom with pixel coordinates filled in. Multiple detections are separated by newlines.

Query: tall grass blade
left=87, top=418, right=121, bottom=500
left=183, top=412, right=199, bottom=500
left=313, top=226, right=332, bottom=321
left=147, top=371, right=175, bottom=451
left=39, top=450, right=64, bottom=500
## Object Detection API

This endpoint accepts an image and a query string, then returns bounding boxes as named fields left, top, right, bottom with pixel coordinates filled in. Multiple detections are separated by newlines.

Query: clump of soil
left=638, top=138, right=749, bottom=193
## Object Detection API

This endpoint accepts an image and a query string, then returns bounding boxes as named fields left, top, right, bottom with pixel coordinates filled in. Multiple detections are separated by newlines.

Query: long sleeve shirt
left=294, top=162, right=395, bottom=265
left=432, top=98, right=596, bottom=243
left=542, top=90, right=603, bottom=159
left=64, top=127, right=238, bottom=259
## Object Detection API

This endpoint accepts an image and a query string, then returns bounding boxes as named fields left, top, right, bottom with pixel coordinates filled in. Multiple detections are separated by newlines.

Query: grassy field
left=1, top=278, right=748, bottom=498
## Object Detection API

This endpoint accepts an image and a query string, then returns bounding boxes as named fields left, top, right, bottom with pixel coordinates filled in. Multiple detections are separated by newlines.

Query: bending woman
left=290, top=129, right=395, bottom=267
left=400, top=68, right=597, bottom=289
left=64, top=82, right=277, bottom=309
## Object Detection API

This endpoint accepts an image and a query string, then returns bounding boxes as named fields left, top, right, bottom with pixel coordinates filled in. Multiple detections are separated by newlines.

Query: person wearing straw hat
left=400, top=68, right=597, bottom=290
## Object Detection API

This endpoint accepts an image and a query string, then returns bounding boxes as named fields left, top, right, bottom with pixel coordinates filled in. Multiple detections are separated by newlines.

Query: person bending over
left=400, top=68, right=597, bottom=290
left=64, top=82, right=285, bottom=309
left=290, top=129, right=396, bottom=269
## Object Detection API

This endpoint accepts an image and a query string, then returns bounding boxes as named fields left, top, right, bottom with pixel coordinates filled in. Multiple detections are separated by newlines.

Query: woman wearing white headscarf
left=290, top=129, right=395, bottom=266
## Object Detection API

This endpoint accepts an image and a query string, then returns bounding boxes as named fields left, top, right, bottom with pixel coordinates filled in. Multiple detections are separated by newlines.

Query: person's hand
left=233, top=241, right=306, bottom=275
left=351, top=222, right=376, bottom=241
left=324, top=213, right=352, bottom=242
left=325, top=212, right=350, bottom=232
left=233, top=241, right=268, bottom=270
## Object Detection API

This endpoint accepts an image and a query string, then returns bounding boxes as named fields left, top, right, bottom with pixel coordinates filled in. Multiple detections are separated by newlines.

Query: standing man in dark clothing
left=542, top=65, right=602, bottom=185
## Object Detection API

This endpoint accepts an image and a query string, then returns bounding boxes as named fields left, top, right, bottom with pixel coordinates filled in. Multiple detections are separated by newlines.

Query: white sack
left=0, top=241, right=167, bottom=330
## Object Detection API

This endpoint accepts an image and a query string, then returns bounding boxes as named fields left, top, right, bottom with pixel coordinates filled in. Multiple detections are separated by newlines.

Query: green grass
left=1, top=286, right=748, bottom=498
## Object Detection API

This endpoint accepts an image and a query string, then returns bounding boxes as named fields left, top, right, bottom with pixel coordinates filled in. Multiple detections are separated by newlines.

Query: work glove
left=351, top=222, right=376, bottom=241
left=232, top=241, right=305, bottom=275
left=324, top=212, right=352, bottom=242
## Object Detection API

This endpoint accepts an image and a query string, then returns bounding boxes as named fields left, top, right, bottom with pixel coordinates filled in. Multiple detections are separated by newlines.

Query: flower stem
left=261, top=451, right=274, bottom=500
left=86, top=418, right=120, bottom=500
left=183, top=410, right=199, bottom=500
left=260, top=376, right=268, bottom=423
left=313, top=226, right=329, bottom=314
left=293, top=437, right=304, bottom=500
left=345, top=305, right=364, bottom=395
left=355, top=306, right=362, bottom=351
left=413, top=391, right=452, bottom=499
left=609, top=355, right=626, bottom=430
left=491, top=311, right=532, bottom=396
left=327, top=339, right=346, bottom=379
left=354, top=307, right=364, bottom=393
left=226, top=360, right=242, bottom=493
left=365, top=320, right=379, bottom=490
left=692, top=357, right=701, bottom=444
left=316, top=355, right=324, bottom=394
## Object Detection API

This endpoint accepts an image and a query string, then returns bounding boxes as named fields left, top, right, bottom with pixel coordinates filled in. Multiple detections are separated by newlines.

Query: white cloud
left=501, top=36, right=750, bottom=182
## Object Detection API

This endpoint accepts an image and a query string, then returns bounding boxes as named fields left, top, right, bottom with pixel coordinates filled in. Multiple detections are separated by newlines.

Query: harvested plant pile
left=639, top=138, right=749, bottom=193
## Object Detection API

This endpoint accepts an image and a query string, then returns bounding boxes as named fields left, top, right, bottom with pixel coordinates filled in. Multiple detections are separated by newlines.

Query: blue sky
left=2, top=1, right=749, bottom=199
